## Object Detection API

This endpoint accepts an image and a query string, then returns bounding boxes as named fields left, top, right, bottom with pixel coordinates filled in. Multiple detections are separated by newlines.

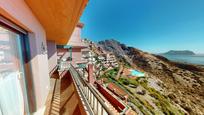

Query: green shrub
left=123, top=79, right=130, bottom=85
left=130, top=98, right=151, bottom=115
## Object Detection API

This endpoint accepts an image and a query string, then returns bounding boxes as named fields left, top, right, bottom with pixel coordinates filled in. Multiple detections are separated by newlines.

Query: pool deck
left=122, top=68, right=145, bottom=79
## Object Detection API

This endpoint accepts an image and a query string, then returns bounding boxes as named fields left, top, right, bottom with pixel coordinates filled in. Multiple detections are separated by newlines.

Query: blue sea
left=160, top=54, right=204, bottom=65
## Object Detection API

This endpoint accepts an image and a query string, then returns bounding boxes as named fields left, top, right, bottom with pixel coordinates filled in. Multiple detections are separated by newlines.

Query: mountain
left=98, top=39, right=204, bottom=115
left=98, top=39, right=126, bottom=56
left=163, top=50, right=196, bottom=55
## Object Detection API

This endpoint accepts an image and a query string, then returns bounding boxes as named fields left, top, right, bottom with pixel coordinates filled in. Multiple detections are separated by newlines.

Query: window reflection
left=0, top=27, right=21, bottom=77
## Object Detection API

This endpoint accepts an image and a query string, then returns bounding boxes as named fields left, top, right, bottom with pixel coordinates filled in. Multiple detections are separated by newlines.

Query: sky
left=80, top=0, right=204, bottom=54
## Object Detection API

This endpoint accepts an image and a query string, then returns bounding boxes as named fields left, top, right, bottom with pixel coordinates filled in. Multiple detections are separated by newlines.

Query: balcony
left=46, top=62, right=116, bottom=115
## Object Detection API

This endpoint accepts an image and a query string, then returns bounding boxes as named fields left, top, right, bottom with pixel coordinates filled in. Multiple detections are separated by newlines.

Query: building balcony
left=46, top=62, right=117, bottom=115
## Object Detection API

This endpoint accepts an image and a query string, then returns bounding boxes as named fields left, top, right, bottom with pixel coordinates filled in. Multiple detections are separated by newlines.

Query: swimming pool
left=130, top=70, right=145, bottom=77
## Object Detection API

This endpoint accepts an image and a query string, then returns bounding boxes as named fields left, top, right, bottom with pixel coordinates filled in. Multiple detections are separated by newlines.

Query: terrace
left=46, top=60, right=132, bottom=115
left=107, top=82, right=128, bottom=100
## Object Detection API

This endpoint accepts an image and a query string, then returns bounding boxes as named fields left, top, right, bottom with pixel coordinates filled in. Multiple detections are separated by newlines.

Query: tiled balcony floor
left=60, top=72, right=86, bottom=115
left=45, top=71, right=86, bottom=115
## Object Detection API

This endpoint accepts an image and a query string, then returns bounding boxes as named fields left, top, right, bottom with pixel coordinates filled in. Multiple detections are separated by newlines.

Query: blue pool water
left=130, top=70, right=145, bottom=77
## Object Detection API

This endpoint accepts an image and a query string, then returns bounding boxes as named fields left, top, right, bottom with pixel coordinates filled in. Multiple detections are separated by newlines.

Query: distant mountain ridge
left=163, top=50, right=195, bottom=55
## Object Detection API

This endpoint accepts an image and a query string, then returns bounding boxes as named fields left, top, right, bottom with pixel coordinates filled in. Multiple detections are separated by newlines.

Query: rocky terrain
left=98, top=39, right=204, bottom=115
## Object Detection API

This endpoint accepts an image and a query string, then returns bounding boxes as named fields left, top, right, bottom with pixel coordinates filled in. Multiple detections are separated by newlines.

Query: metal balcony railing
left=65, top=63, right=114, bottom=115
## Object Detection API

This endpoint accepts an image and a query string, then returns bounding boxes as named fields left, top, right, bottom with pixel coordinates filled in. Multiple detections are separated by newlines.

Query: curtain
left=0, top=72, right=24, bottom=115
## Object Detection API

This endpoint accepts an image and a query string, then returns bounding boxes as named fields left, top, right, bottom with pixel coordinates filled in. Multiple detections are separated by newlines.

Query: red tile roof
left=107, top=83, right=127, bottom=97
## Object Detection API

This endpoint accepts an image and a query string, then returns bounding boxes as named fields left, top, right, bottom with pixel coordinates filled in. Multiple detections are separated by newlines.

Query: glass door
left=0, top=26, right=29, bottom=115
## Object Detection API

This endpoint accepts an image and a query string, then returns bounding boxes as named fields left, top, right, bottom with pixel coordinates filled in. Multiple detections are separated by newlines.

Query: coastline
left=159, top=54, right=204, bottom=66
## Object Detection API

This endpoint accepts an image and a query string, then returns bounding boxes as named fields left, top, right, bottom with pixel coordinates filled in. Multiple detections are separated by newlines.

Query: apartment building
left=0, top=1, right=136, bottom=115
left=0, top=0, right=88, bottom=114
left=100, top=52, right=119, bottom=68
left=57, top=23, right=88, bottom=69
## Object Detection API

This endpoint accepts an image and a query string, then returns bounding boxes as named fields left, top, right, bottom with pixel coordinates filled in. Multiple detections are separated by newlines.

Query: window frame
left=0, top=15, right=33, bottom=114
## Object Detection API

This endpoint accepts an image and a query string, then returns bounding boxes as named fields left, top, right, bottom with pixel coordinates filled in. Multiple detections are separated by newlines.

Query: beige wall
left=72, top=48, right=83, bottom=64
left=67, top=24, right=87, bottom=67
left=57, top=48, right=83, bottom=67
left=47, top=41, right=57, bottom=74
left=0, top=0, right=50, bottom=114
left=69, top=27, right=81, bottom=44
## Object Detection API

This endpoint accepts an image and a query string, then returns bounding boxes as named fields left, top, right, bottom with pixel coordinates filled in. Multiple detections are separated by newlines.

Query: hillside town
left=1, top=0, right=204, bottom=115
left=56, top=23, right=139, bottom=114
left=56, top=22, right=186, bottom=114
left=77, top=36, right=187, bottom=115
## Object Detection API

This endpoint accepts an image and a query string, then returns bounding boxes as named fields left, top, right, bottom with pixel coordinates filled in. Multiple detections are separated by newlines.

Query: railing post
left=96, top=101, right=99, bottom=114
left=101, top=108, right=103, bottom=115
left=88, top=89, right=89, bottom=102
left=85, top=87, right=88, bottom=97
left=90, top=93, right=93, bottom=108
left=93, top=96, right=95, bottom=112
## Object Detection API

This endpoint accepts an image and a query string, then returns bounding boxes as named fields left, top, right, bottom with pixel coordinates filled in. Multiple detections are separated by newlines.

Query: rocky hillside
left=98, top=39, right=204, bottom=115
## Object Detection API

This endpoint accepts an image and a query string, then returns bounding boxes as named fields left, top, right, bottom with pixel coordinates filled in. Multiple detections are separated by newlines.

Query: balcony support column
left=88, top=64, right=95, bottom=84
